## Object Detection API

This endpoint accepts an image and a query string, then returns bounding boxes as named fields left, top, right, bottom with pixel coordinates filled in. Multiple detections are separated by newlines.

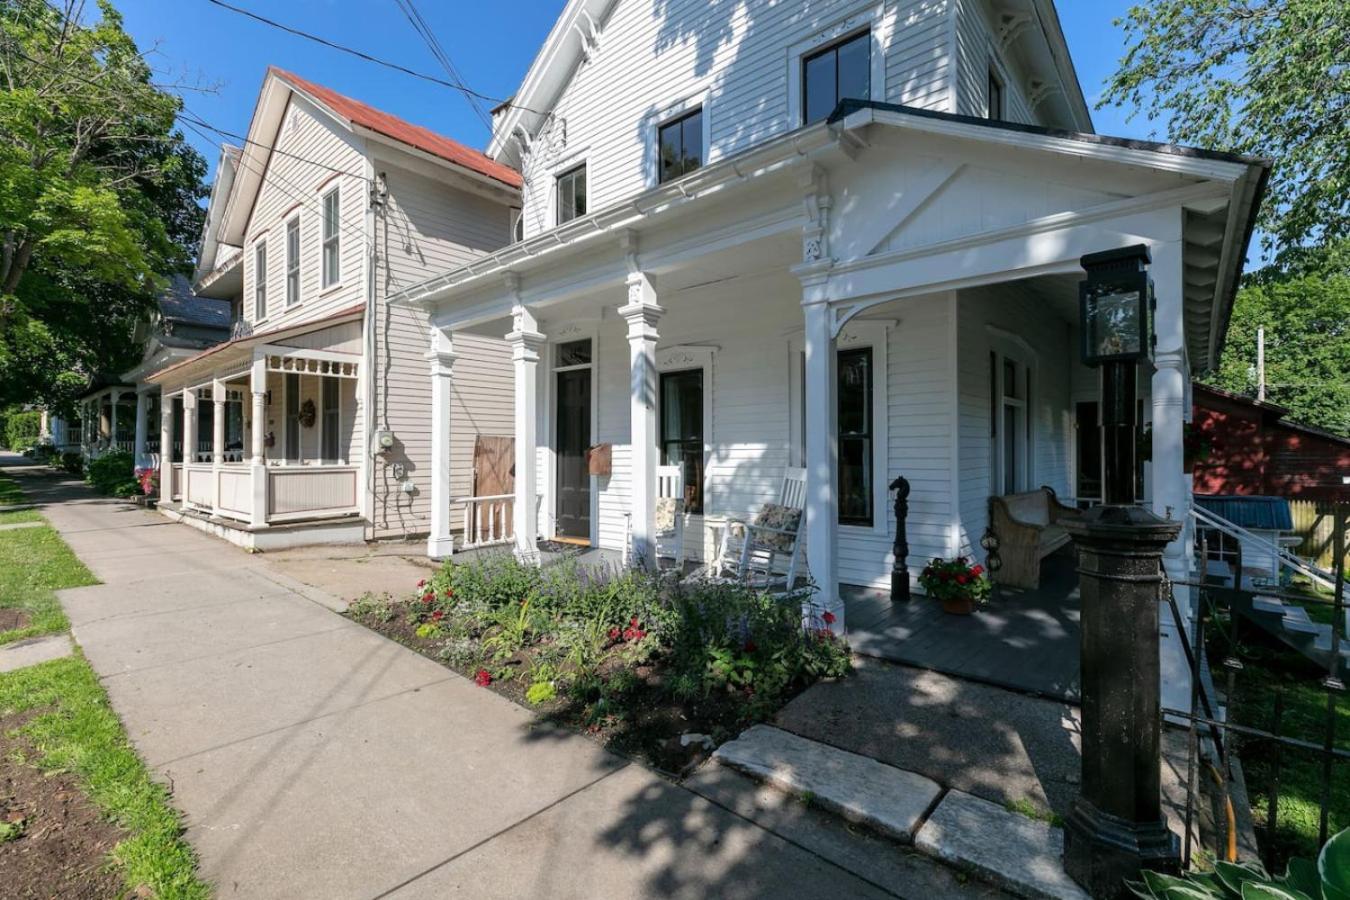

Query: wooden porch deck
left=843, top=547, right=1082, bottom=703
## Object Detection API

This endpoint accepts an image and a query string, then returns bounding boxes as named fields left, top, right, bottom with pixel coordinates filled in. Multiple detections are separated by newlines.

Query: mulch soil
left=349, top=602, right=812, bottom=777
left=0, top=711, right=128, bottom=899
left=0, top=609, right=32, bottom=633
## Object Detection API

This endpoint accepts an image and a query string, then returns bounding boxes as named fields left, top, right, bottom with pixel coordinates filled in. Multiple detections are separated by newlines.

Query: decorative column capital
left=424, top=326, right=457, bottom=377
left=619, top=272, right=664, bottom=342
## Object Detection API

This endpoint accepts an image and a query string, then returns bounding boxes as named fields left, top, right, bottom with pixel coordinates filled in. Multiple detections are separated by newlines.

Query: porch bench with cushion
left=988, top=487, right=1082, bottom=590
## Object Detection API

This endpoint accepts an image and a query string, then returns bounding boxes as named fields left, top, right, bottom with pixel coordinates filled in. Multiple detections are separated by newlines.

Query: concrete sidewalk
left=3, top=461, right=907, bottom=899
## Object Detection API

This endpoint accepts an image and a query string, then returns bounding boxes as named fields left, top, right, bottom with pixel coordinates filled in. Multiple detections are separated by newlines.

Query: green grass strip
left=0, top=472, right=25, bottom=506
left=0, top=508, right=42, bottom=525
left=0, top=524, right=96, bottom=646
left=0, top=655, right=211, bottom=898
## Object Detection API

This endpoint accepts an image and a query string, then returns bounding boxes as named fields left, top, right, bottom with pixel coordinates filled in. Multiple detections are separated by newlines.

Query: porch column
left=619, top=272, right=664, bottom=570
left=99, top=393, right=112, bottom=445
left=211, top=378, right=226, bottom=516
left=506, top=302, right=545, bottom=560
left=1149, top=241, right=1190, bottom=586
left=425, top=326, right=456, bottom=559
left=158, top=397, right=172, bottom=504
left=802, top=287, right=843, bottom=633
left=182, top=389, right=197, bottom=506
left=249, top=357, right=268, bottom=527
left=134, top=389, right=149, bottom=467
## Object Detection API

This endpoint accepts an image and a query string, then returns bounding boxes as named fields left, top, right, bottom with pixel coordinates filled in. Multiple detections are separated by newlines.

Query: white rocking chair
left=705, top=467, right=808, bottom=594
left=624, top=465, right=686, bottom=570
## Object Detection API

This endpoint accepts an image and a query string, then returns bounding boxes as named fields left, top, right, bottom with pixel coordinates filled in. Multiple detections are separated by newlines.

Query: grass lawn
left=0, top=507, right=42, bottom=525
left=0, top=655, right=211, bottom=898
left=0, top=522, right=96, bottom=646
left=0, top=472, right=24, bottom=506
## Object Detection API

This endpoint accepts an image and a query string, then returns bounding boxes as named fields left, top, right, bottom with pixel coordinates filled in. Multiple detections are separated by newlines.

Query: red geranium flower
left=608, top=626, right=621, bottom=641
left=971, top=564, right=984, bottom=577
left=444, top=588, right=454, bottom=597
left=430, top=610, right=444, bottom=621
left=474, top=669, right=491, bottom=687
left=417, top=579, right=426, bottom=588
left=422, top=592, right=434, bottom=604
left=956, top=574, right=969, bottom=585
left=822, top=611, right=837, bottom=625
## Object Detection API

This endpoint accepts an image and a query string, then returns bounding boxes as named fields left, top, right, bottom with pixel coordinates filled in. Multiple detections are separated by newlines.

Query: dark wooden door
left=555, top=368, right=591, bottom=541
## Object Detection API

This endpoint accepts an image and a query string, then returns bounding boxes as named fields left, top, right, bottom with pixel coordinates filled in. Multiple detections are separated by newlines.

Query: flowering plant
left=135, top=467, right=158, bottom=496
left=918, top=556, right=991, bottom=605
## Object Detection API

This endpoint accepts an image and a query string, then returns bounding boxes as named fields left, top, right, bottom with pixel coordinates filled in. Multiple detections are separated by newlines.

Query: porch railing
left=1192, top=504, right=1348, bottom=599
left=454, top=494, right=515, bottom=550
left=176, top=463, right=360, bottom=526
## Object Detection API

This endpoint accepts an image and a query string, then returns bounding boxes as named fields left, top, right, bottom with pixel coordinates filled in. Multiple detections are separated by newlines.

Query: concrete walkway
left=1, top=459, right=918, bottom=900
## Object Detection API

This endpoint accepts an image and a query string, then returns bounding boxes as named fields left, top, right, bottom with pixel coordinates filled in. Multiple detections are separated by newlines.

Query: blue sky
left=114, top=0, right=1149, bottom=181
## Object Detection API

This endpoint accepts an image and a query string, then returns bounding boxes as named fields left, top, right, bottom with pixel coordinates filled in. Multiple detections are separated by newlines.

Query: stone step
left=915, top=790, right=1089, bottom=900
left=1283, top=605, right=1312, bottom=625
left=711, top=724, right=942, bottom=842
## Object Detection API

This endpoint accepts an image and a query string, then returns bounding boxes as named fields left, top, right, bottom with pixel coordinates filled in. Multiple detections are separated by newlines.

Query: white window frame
left=786, top=1, right=889, bottom=125
left=553, top=158, right=590, bottom=226
left=285, top=214, right=301, bottom=308
left=655, top=345, right=716, bottom=519
left=253, top=239, right=268, bottom=323
left=321, top=185, right=341, bottom=289
left=643, top=90, right=711, bottom=188
left=987, top=328, right=1037, bottom=496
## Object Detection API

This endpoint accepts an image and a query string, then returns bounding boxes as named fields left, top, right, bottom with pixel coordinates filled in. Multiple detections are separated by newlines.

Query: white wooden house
left=395, top=0, right=1268, bottom=639
left=145, top=68, right=521, bottom=550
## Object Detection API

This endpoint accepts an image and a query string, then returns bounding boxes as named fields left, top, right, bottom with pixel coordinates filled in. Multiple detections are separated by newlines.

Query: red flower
left=971, top=564, right=984, bottom=577
left=430, top=610, right=444, bottom=622
left=417, top=579, right=426, bottom=588
left=422, top=592, right=434, bottom=604
left=608, top=626, right=621, bottom=641
left=822, top=611, right=837, bottom=625
left=444, top=588, right=454, bottom=598
left=474, top=669, right=491, bottom=687
left=956, top=574, right=969, bottom=585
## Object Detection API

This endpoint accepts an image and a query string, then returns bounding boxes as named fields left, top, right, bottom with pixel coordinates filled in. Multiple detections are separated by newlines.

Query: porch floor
left=843, top=548, right=1081, bottom=703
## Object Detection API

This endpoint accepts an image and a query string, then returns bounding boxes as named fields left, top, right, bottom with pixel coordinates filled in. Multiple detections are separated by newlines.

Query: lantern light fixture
left=1078, top=244, right=1154, bottom=367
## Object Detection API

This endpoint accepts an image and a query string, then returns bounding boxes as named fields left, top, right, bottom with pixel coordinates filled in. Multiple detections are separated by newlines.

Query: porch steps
left=711, top=725, right=1087, bottom=900
left=1235, top=591, right=1349, bottom=678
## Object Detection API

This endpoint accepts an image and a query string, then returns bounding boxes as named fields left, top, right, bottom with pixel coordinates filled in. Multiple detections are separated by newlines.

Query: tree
left=1206, top=242, right=1350, bottom=437
left=1101, top=1, right=1350, bottom=256
left=0, top=0, right=206, bottom=413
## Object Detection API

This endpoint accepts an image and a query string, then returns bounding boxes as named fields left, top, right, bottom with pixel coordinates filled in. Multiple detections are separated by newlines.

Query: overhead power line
left=390, top=0, right=492, bottom=131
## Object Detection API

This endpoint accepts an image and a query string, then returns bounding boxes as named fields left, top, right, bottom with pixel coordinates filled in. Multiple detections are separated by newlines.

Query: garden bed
left=346, top=554, right=850, bottom=775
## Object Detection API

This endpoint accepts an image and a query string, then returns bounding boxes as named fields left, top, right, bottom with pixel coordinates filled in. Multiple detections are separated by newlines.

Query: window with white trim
left=556, top=164, right=587, bottom=224
left=659, top=369, right=704, bottom=514
left=990, top=350, right=1031, bottom=495
left=803, top=30, right=871, bottom=124
left=285, top=216, right=300, bottom=307
left=987, top=67, right=1004, bottom=120
left=253, top=241, right=267, bottom=321
left=837, top=346, right=874, bottom=526
left=321, top=377, right=340, bottom=462
left=657, top=107, right=703, bottom=184
left=321, top=187, right=340, bottom=287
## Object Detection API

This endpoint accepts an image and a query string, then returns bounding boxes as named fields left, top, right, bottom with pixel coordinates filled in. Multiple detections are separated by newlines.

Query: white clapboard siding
left=517, top=0, right=957, bottom=241
left=953, top=0, right=1037, bottom=124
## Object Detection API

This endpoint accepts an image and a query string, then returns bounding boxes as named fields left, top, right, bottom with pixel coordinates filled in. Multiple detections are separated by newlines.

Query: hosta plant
left=1126, top=828, right=1349, bottom=900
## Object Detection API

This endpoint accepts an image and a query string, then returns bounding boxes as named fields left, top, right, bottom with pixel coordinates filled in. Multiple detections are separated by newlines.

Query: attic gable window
left=556, top=164, right=587, bottom=225
left=658, top=108, right=703, bottom=184
left=803, top=30, right=871, bottom=125
left=987, top=67, right=1004, bottom=120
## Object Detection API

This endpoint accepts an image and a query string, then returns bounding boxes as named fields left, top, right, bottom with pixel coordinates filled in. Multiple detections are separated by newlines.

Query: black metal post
left=1064, top=505, right=1182, bottom=898
left=890, top=475, right=911, bottom=602
left=1101, top=360, right=1137, bottom=505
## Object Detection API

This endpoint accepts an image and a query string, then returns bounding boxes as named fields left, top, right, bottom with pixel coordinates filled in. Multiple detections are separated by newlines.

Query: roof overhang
left=194, top=248, right=242, bottom=300
left=120, top=339, right=206, bottom=385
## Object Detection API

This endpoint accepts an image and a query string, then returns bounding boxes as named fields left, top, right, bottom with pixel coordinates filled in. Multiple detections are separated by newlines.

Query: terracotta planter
left=940, top=595, right=977, bottom=616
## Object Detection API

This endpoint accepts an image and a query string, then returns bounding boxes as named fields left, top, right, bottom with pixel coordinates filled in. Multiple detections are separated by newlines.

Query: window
left=1074, top=401, right=1102, bottom=503
left=990, top=350, right=1030, bottom=495
left=285, top=217, right=300, bottom=307
left=253, top=242, right=267, bottom=321
left=987, top=67, right=1004, bottom=120
left=321, top=187, right=340, bottom=287
left=659, top=370, right=704, bottom=514
left=284, top=373, right=300, bottom=462
left=321, top=378, right=340, bottom=462
left=803, top=30, right=871, bottom=124
left=837, top=347, right=873, bottom=526
left=555, top=339, right=592, bottom=367
left=556, top=164, right=587, bottom=224
left=657, top=108, right=703, bottom=183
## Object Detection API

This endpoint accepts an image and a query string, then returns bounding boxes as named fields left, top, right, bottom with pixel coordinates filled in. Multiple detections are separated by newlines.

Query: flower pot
left=940, top=595, right=977, bottom=616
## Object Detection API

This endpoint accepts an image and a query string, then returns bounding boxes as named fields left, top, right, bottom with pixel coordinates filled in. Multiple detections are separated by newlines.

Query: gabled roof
left=271, top=68, right=522, bottom=189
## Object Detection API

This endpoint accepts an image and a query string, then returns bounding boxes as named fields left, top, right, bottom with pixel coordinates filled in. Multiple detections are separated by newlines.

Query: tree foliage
left=1101, top=1, right=1350, bottom=255
left=1206, top=242, right=1350, bottom=437
left=0, top=0, right=206, bottom=414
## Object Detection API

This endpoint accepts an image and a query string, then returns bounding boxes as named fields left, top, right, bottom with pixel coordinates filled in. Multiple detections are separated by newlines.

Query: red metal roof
left=271, top=67, right=522, bottom=190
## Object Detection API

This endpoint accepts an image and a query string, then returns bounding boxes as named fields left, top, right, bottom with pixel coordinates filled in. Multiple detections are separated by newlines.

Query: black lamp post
left=1064, top=244, right=1182, bottom=899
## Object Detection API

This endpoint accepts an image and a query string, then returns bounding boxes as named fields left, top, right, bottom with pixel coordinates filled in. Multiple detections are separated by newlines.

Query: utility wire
left=390, top=0, right=492, bottom=131
left=204, top=0, right=551, bottom=120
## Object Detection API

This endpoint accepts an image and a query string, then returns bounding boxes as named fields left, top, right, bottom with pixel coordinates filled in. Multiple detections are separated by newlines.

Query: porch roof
left=393, top=102, right=1268, bottom=372
left=146, top=304, right=364, bottom=387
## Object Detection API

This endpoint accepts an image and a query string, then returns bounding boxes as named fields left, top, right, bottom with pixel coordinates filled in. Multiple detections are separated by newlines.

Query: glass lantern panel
left=1086, top=287, right=1142, bottom=358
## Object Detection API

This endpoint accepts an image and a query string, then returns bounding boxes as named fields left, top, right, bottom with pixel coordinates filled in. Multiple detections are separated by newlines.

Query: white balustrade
left=456, top=494, right=516, bottom=550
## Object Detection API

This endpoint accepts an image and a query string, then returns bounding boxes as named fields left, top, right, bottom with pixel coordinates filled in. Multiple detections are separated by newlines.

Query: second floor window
left=804, top=30, right=870, bottom=124
left=285, top=217, right=300, bottom=307
left=321, top=187, right=340, bottom=287
left=987, top=68, right=1004, bottom=120
left=556, top=164, right=587, bottom=225
left=658, top=108, right=703, bottom=183
left=253, top=242, right=267, bottom=321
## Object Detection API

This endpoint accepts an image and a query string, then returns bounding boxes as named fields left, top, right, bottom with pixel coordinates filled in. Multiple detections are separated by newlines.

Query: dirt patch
left=0, top=608, right=31, bottom=633
left=0, top=711, right=128, bottom=899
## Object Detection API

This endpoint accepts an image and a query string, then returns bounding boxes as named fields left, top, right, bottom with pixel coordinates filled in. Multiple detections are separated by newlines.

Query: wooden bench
left=988, top=487, right=1082, bottom=589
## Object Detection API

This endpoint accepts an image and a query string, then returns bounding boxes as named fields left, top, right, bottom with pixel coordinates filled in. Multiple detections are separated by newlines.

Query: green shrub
left=1126, top=827, right=1348, bottom=899
left=4, top=410, right=42, bottom=452
left=60, top=451, right=83, bottom=476
left=84, top=451, right=138, bottom=497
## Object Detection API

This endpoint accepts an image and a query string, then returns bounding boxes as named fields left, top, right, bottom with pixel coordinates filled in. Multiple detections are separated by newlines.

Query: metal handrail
left=1191, top=505, right=1346, bottom=598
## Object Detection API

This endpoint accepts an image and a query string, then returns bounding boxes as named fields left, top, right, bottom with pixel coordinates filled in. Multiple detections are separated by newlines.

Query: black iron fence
left=1164, top=513, right=1347, bottom=869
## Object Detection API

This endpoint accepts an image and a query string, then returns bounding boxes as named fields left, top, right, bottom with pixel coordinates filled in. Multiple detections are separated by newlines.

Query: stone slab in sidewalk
left=0, top=633, right=73, bottom=673
left=914, top=790, right=1089, bottom=900
left=712, top=724, right=942, bottom=842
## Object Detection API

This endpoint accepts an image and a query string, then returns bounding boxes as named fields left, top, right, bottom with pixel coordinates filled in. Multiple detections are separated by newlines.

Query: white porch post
left=211, top=378, right=226, bottom=516
left=249, top=358, right=268, bottom=527
left=425, top=325, right=456, bottom=559
left=802, top=288, right=842, bottom=633
left=182, top=389, right=197, bottom=506
left=506, top=298, right=544, bottom=560
left=158, top=397, right=172, bottom=504
left=619, top=271, right=664, bottom=570
left=105, top=390, right=119, bottom=446
left=133, top=388, right=149, bottom=468
left=1149, top=239, right=1190, bottom=586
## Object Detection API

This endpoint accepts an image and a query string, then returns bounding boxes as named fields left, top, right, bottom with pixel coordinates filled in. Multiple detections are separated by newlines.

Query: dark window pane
left=557, top=165, right=587, bottom=224
left=1003, top=359, right=1018, bottom=397
left=681, top=110, right=702, bottom=171
left=987, top=70, right=1003, bottom=120
left=658, top=108, right=702, bottom=184
left=659, top=369, right=703, bottom=514
left=573, top=168, right=587, bottom=216
left=322, top=378, right=339, bottom=461
left=803, top=48, right=837, bottom=124
left=284, top=373, right=300, bottom=462
left=1075, top=401, right=1102, bottom=500
left=836, top=347, right=873, bottom=526
left=658, top=120, right=680, bottom=183
left=556, top=339, right=592, bottom=367
left=837, top=33, right=870, bottom=104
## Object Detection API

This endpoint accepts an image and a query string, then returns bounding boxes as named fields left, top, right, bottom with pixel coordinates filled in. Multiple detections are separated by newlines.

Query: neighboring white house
left=146, top=67, right=521, bottom=550
left=392, top=0, right=1268, bottom=647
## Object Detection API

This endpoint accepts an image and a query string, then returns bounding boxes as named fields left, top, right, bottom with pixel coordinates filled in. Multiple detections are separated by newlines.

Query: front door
left=555, top=367, right=591, bottom=541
